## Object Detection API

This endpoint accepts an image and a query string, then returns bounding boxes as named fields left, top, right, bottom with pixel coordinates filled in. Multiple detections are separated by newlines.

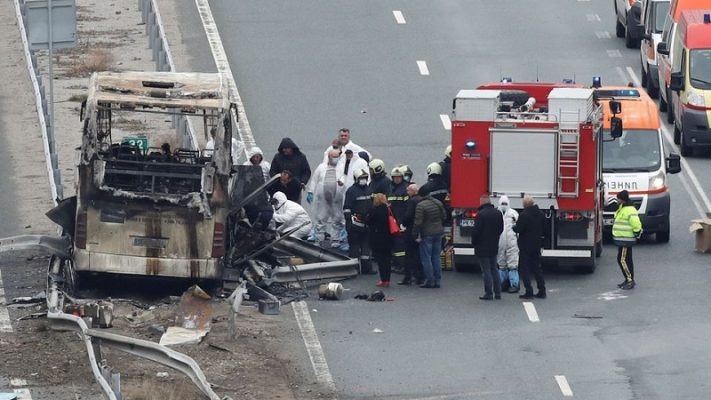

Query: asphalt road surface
left=193, top=1, right=711, bottom=399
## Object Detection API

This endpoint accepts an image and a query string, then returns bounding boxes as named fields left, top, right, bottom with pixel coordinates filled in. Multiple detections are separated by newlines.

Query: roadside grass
left=122, top=379, right=202, bottom=400
left=63, top=49, right=114, bottom=78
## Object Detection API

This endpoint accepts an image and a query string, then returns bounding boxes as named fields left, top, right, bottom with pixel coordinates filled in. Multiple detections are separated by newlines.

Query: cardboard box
left=689, top=215, right=711, bottom=253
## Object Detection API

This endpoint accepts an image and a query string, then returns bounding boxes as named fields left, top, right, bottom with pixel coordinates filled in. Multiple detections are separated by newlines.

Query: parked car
left=615, top=0, right=643, bottom=48
left=640, top=0, right=671, bottom=98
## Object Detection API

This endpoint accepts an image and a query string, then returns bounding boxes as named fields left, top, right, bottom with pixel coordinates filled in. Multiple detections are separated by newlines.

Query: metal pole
left=47, top=0, right=55, bottom=156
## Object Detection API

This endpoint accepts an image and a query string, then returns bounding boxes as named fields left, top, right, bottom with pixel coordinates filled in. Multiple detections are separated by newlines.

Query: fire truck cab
left=450, top=83, right=605, bottom=273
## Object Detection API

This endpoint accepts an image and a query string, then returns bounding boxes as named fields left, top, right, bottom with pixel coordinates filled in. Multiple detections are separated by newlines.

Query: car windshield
left=603, top=129, right=661, bottom=172
left=690, top=49, right=711, bottom=90
left=652, top=2, right=670, bottom=33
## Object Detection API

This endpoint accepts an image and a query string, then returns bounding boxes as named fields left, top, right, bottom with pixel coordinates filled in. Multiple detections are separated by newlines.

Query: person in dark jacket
left=368, top=159, right=392, bottom=196
left=344, top=168, right=374, bottom=274
left=368, top=194, right=395, bottom=288
left=471, top=195, right=504, bottom=300
left=269, top=138, right=311, bottom=201
left=513, top=195, right=546, bottom=299
left=388, top=166, right=410, bottom=274
left=413, top=187, right=447, bottom=288
left=420, top=162, right=451, bottom=225
left=398, top=184, right=423, bottom=285
left=267, top=170, right=303, bottom=203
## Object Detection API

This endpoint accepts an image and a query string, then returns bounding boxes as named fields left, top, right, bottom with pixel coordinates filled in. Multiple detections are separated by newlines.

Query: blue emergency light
left=501, top=77, right=512, bottom=83
left=592, top=76, right=602, bottom=88
left=465, top=140, right=477, bottom=150
left=704, top=13, right=710, bottom=23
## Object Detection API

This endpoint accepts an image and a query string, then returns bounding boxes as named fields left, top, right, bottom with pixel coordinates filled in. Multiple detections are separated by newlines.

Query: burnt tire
left=499, top=90, right=530, bottom=108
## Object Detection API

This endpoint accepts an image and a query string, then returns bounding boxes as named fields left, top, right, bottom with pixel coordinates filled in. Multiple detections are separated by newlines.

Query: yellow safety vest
left=612, top=205, right=642, bottom=244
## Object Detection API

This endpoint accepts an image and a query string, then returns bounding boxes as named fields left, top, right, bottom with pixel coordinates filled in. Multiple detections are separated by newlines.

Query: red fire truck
left=449, top=82, right=605, bottom=273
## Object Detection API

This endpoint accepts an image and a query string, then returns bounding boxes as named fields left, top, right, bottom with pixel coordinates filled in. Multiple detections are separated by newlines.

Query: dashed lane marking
left=439, top=114, right=451, bottom=130
left=607, top=49, right=623, bottom=58
left=595, top=31, right=611, bottom=39
left=522, top=302, right=540, bottom=322
left=555, top=375, right=574, bottom=397
left=0, top=270, right=13, bottom=333
left=417, top=60, right=430, bottom=76
left=393, top=10, right=406, bottom=24
left=586, top=14, right=601, bottom=22
left=292, top=301, right=336, bottom=391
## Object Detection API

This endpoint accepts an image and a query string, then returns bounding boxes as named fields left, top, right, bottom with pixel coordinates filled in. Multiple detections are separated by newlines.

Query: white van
left=640, top=0, right=671, bottom=98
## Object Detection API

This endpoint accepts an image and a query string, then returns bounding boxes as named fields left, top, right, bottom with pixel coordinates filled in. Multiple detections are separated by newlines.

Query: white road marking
left=624, top=67, right=711, bottom=216
left=393, top=10, right=406, bottom=24
left=11, top=379, right=32, bottom=400
left=417, top=60, right=430, bottom=76
left=607, top=49, right=623, bottom=58
left=439, top=114, right=451, bottom=130
left=595, top=31, right=611, bottom=39
left=522, top=302, right=540, bottom=322
left=555, top=375, right=574, bottom=397
left=615, top=66, right=630, bottom=84
left=0, top=270, right=13, bottom=333
left=195, top=0, right=256, bottom=157
left=597, top=290, right=628, bottom=301
left=586, top=14, right=601, bottom=22
left=626, top=66, right=641, bottom=86
left=401, top=391, right=505, bottom=400
left=292, top=301, right=336, bottom=391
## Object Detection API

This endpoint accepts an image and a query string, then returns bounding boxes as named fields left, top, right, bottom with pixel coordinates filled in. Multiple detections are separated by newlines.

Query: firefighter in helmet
left=420, top=162, right=451, bottom=225
left=397, top=164, right=414, bottom=184
left=368, top=159, right=392, bottom=196
left=344, top=168, right=374, bottom=274
left=388, top=166, right=410, bottom=273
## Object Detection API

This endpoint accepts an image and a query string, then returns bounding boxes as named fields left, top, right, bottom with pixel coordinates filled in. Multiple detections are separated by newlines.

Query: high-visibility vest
left=612, top=205, right=642, bottom=244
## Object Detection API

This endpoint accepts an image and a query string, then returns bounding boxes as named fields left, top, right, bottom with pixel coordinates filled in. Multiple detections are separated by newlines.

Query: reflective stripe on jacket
left=612, top=205, right=642, bottom=244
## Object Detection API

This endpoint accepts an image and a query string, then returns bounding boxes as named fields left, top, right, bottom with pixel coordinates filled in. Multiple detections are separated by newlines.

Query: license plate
left=460, top=219, right=475, bottom=227
left=132, top=237, right=168, bottom=249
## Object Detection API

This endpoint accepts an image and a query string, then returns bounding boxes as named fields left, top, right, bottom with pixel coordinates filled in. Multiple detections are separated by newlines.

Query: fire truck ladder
left=557, top=111, right=581, bottom=198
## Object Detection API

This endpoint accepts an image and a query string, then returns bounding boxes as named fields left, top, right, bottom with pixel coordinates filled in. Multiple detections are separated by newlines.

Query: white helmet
left=353, top=168, right=369, bottom=181
left=445, top=144, right=452, bottom=158
left=369, top=159, right=386, bottom=175
left=427, top=162, right=442, bottom=176
left=391, top=166, right=404, bottom=177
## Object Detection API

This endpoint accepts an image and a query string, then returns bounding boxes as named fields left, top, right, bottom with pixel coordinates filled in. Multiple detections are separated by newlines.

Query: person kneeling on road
left=270, top=191, right=312, bottom=240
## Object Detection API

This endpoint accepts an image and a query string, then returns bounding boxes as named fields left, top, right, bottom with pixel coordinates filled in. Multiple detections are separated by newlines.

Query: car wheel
left=656, top=229, right=670, bottom=243
left=624, top=19, right=639, bottom=48
left=673, top=124, right=681, bottom=145
left=659, top=88, right=668, bottom=111
left=641, top=64, right=648, bottom=87
left=616, top=18, right=625, bottom=38
left=680, top=128, right=693, bottom=157
left=646, top=70, right=659, bottom=98
left=666, top=89, right=674, bottom=124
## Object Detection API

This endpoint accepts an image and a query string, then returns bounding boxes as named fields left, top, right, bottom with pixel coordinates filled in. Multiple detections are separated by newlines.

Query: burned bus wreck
left=50, top=72, right=235, bottom=285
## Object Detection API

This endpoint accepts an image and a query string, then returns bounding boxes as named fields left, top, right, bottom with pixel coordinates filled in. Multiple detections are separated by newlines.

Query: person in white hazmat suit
left=242, top=146, right=271, bottom=182
left=497, top=195, right=520, bottom=293
left=271, top=191, right=313, bottom=239
left=336, top=149, right=369, bottom=191
left=307, top=149, right=346, bottom=247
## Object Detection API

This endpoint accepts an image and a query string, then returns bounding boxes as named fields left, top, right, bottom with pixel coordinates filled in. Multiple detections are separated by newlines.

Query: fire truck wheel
left=656, top=229, right=670, bottom=243
left=580, top=252, right=596, bottom=274
left=499, top=90, right=530, bottom=108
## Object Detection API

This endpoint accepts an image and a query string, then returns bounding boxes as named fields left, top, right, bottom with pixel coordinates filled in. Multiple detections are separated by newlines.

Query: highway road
left=191, top=1, right=711, bottom=399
